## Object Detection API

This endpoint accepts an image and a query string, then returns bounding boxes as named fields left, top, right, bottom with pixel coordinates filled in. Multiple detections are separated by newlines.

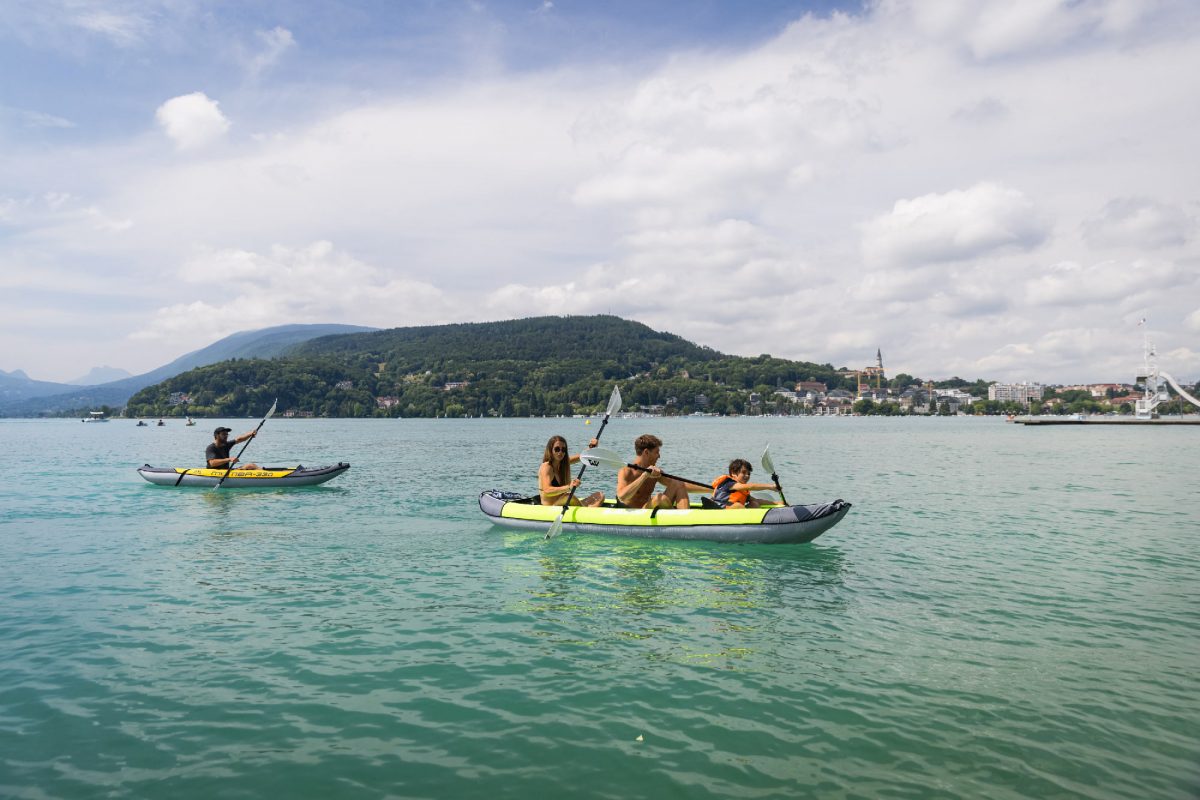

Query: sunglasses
left=552, top=446, right=566, bottom=453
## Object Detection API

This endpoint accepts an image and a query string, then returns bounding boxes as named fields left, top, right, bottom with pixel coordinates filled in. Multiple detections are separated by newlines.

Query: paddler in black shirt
left=206, top=426, right=259, bottom=470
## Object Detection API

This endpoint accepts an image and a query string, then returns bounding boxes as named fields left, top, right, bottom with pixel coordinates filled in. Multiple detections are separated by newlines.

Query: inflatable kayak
left=479, top=490, right=851, bottom=544
left=138, top=463, right=350, bottom=488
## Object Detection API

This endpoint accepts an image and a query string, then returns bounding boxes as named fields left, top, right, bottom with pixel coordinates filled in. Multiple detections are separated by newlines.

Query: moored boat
left=479, top=490, right=851, bottom=544
left=138, top=463, right=350, bottom=488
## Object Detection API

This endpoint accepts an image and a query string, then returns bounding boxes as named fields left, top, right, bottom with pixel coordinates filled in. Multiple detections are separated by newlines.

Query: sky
left=1, top=0, right=1198, bottom=385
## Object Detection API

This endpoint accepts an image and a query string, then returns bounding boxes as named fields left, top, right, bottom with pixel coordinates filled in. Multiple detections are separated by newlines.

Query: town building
left=859, top=350, right=886, bottom=394
left=988, top=382, right=1045, bottom=405
left=815, top=397, right=851, bottom=415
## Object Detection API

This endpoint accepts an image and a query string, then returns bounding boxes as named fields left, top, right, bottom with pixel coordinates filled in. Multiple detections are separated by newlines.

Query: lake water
left=1, top=416, right=1197, bottom=799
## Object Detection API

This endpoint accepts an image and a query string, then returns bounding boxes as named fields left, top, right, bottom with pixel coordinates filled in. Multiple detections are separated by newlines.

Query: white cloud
left=70, top=9, right=149, bottom=46
left=0, top=192, right=131, bottom=234
left=1025, top=258, right=1188, bottom=307
left=0, top=106, right=76, bottom=129
left=245, top=27, right=296, bottom=78
left=861, top=183, right=1049, bottom=268
left=893, top=0, right=1159, bottom=60
left=573, top=144, right=787, bottom=210
left=0, top=2, right=157, bottom=50
left=1082, top=197, right=1195, bottom=249
left=132, top=241, right=453, bottom=347
left=155, top=92, right=231, bottom=151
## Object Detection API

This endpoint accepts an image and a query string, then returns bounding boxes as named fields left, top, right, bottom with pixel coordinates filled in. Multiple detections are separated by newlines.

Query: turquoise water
left=1, top=416, right=1197, bottom=799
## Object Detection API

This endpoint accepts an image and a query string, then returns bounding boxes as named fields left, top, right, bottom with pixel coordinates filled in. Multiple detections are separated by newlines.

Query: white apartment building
left=988, top=382, right=1044, bottom=405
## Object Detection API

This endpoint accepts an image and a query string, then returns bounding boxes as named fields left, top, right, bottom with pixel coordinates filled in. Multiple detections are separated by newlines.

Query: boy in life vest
left=711, top=459, right=780, bottom=508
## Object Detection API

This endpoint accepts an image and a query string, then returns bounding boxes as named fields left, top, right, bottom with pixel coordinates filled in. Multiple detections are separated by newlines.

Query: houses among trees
left=120, top=316, right=1193, bottom=419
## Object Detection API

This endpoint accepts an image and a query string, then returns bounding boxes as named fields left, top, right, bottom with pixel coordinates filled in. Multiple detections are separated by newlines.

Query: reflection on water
left=613, top=547, right=669, bottom=612
left=511, top=533, right=847, bottom=668
left=194, top=485, right=349, bottom=524
left=198, top=487, right=240, bottom=523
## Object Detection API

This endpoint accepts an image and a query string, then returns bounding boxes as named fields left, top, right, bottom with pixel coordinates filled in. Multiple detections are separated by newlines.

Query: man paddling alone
left=206, top=426, right=259, bottom=470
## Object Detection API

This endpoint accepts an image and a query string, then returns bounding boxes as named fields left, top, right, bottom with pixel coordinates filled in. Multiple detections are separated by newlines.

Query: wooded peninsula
left=125, top=316, right=1008, bottom=419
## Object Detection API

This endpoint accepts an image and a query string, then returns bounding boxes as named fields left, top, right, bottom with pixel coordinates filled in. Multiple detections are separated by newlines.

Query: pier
left=1018, top=326, right=1200, bottom=425
left=1016, top=416, right=1200, bottom=425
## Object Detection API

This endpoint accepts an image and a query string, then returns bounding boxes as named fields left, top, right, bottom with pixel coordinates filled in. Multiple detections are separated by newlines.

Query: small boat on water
left=82, top=411, right=109, bottom=423
left=479, top=491, right=851, bottom=544
left=185, top=417, right=196, bottom=426
left=138, top=463, right=350, bottom=488
left=136, top=420, right=148, bottom=427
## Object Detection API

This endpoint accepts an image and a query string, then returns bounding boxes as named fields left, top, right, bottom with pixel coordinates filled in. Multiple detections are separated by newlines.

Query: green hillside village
left=107, top=316, right=1198, bottom=420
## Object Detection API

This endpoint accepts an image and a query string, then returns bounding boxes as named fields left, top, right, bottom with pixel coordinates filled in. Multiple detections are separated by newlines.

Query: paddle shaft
left=770, top=472, right=788, bottom=505
left=762, top=446, right=789, bottom=505
left=622, top=461, right=710, bottom=490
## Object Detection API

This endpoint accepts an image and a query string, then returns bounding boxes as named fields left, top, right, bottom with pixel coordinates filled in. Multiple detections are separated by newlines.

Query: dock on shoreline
left=1015, top=416, right=1200, bottom=425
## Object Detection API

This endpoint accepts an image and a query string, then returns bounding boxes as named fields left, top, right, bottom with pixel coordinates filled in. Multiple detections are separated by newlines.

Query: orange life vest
left=711, top=474, right=749, bottom=507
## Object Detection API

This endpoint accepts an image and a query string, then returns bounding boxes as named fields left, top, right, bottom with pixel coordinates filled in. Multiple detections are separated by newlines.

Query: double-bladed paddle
left=545, top=386, right=622, bottom=540
left=761, top=443, right=788, bottom=505
left=579, top=447, right=711, bottom=490
left=214, top=398, right=277, bottom=490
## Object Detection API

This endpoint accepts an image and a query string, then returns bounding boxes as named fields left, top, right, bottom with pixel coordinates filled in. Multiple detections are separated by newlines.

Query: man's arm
left=617, top=465, right=658, bottom=505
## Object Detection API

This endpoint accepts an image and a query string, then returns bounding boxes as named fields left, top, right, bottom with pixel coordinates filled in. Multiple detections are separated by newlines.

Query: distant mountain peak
left=68, top=365, right=133, bottom=385
left=1, top=322, right=378, bottom=415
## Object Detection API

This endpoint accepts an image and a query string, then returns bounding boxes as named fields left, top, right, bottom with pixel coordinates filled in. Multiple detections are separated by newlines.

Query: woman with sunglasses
left=539, top=434, right=604, bottom=507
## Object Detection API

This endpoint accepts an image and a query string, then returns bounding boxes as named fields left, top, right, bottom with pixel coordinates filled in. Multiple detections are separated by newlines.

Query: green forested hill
left=127, top=316, right=853, bottom=418
left=293, top=315, right=714, bottom=364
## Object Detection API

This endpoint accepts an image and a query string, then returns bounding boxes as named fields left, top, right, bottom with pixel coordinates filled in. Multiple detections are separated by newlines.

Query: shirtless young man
left=617, top=434, right=697, bottom=510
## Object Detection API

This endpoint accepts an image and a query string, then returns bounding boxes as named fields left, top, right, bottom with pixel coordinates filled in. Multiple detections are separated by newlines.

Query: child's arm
left=731, top=481, right=779, bottom=493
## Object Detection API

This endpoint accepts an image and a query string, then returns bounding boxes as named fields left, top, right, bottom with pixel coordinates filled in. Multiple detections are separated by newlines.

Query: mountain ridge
left=67, top=366, right=133, bottom=385
left=1, top=323, right=377, bottom=415
left=127, top=315, right=847, bottom=418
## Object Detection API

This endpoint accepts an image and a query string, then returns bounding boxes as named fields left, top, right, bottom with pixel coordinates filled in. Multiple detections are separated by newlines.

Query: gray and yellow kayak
left=479, top=490, right=850, bottom=544
left=138, top=463, right=350, bottom=488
